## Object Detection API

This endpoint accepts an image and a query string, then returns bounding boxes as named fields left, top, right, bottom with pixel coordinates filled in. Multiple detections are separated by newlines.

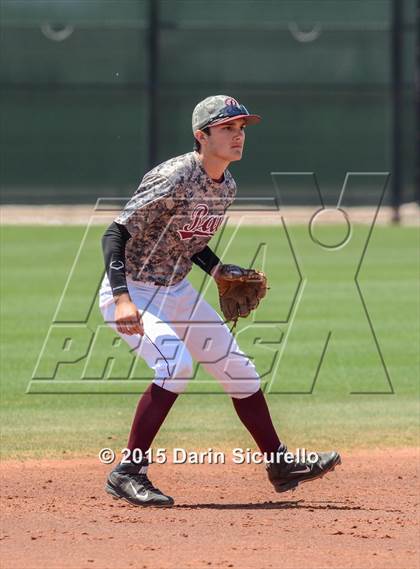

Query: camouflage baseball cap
left=192, top=95, right=261, bottom=132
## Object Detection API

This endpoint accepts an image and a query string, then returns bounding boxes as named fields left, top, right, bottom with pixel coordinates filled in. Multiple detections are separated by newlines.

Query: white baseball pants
left=99, top=276, right=260, bottom=398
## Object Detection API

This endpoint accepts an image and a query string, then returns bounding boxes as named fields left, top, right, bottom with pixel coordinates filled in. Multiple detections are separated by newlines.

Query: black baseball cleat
left=266, top=446, right=341, bottom=493
left=105, top=459, right=174, bottom=507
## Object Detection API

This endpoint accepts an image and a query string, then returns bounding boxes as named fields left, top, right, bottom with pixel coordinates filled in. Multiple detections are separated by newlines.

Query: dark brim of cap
left=205, top=114, right=262, bottom=129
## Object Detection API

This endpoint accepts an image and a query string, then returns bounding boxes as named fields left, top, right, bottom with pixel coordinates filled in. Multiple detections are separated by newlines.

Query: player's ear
left=194, top=129, right=206, bottom=145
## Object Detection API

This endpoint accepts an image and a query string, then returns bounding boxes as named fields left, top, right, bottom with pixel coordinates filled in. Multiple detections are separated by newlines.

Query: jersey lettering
left=178, top=204, right=223, bottom=240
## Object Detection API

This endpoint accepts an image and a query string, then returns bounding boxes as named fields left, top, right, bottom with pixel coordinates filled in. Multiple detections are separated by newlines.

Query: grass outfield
left=0, top=223, right=419, bottom=459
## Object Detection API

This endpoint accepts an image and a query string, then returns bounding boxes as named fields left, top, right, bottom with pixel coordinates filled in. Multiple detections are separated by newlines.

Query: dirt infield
left=1, top=449, right=418, bottom=569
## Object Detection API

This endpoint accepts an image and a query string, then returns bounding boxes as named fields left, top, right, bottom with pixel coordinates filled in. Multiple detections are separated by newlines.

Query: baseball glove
left=214, top=264, right=268, bottom=325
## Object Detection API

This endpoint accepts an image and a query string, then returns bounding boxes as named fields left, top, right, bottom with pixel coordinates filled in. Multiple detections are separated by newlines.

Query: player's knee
left=152, top=349, right=193, bottom=394
left=204, top=351, right=261, bottom=398
left=152, top=355, right=192, bottom=393
left=153, top=353, right=193, bottom=380
left=228, top=376, right=261, bottom=399
left=153, top=376, right=190, bottom=394
left=150, top=335, right=193, bottom=375
left=176, top=349, right=194, bottom=378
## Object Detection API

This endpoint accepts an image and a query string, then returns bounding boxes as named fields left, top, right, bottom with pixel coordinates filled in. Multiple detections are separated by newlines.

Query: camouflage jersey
left=114, top=151, right=237, bottom=286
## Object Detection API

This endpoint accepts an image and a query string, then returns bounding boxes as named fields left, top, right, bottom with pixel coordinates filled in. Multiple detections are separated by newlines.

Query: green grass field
left=1, top=223, right=419, bottom=459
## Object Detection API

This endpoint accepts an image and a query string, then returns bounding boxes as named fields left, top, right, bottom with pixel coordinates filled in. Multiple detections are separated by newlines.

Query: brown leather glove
left=214, top=264, right=268, bottom=326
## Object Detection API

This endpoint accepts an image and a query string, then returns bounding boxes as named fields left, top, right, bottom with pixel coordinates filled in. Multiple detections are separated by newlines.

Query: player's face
left=206, top=119, right=246, bottom=162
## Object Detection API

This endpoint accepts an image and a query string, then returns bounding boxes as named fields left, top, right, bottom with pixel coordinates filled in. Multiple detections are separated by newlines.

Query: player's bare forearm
left=114, top=292, right=132, bottom=305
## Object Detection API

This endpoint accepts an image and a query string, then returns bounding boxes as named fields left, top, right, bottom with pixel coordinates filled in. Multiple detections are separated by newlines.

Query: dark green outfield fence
left=0, top=0, right=417, bottom=205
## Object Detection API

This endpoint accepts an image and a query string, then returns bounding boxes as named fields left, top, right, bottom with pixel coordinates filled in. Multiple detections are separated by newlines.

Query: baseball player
left=99, top=95, right=341, bottom=507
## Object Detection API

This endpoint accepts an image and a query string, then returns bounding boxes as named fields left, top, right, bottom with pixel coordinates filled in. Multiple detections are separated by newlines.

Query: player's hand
left=113, top=294, right=144, bottom=336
